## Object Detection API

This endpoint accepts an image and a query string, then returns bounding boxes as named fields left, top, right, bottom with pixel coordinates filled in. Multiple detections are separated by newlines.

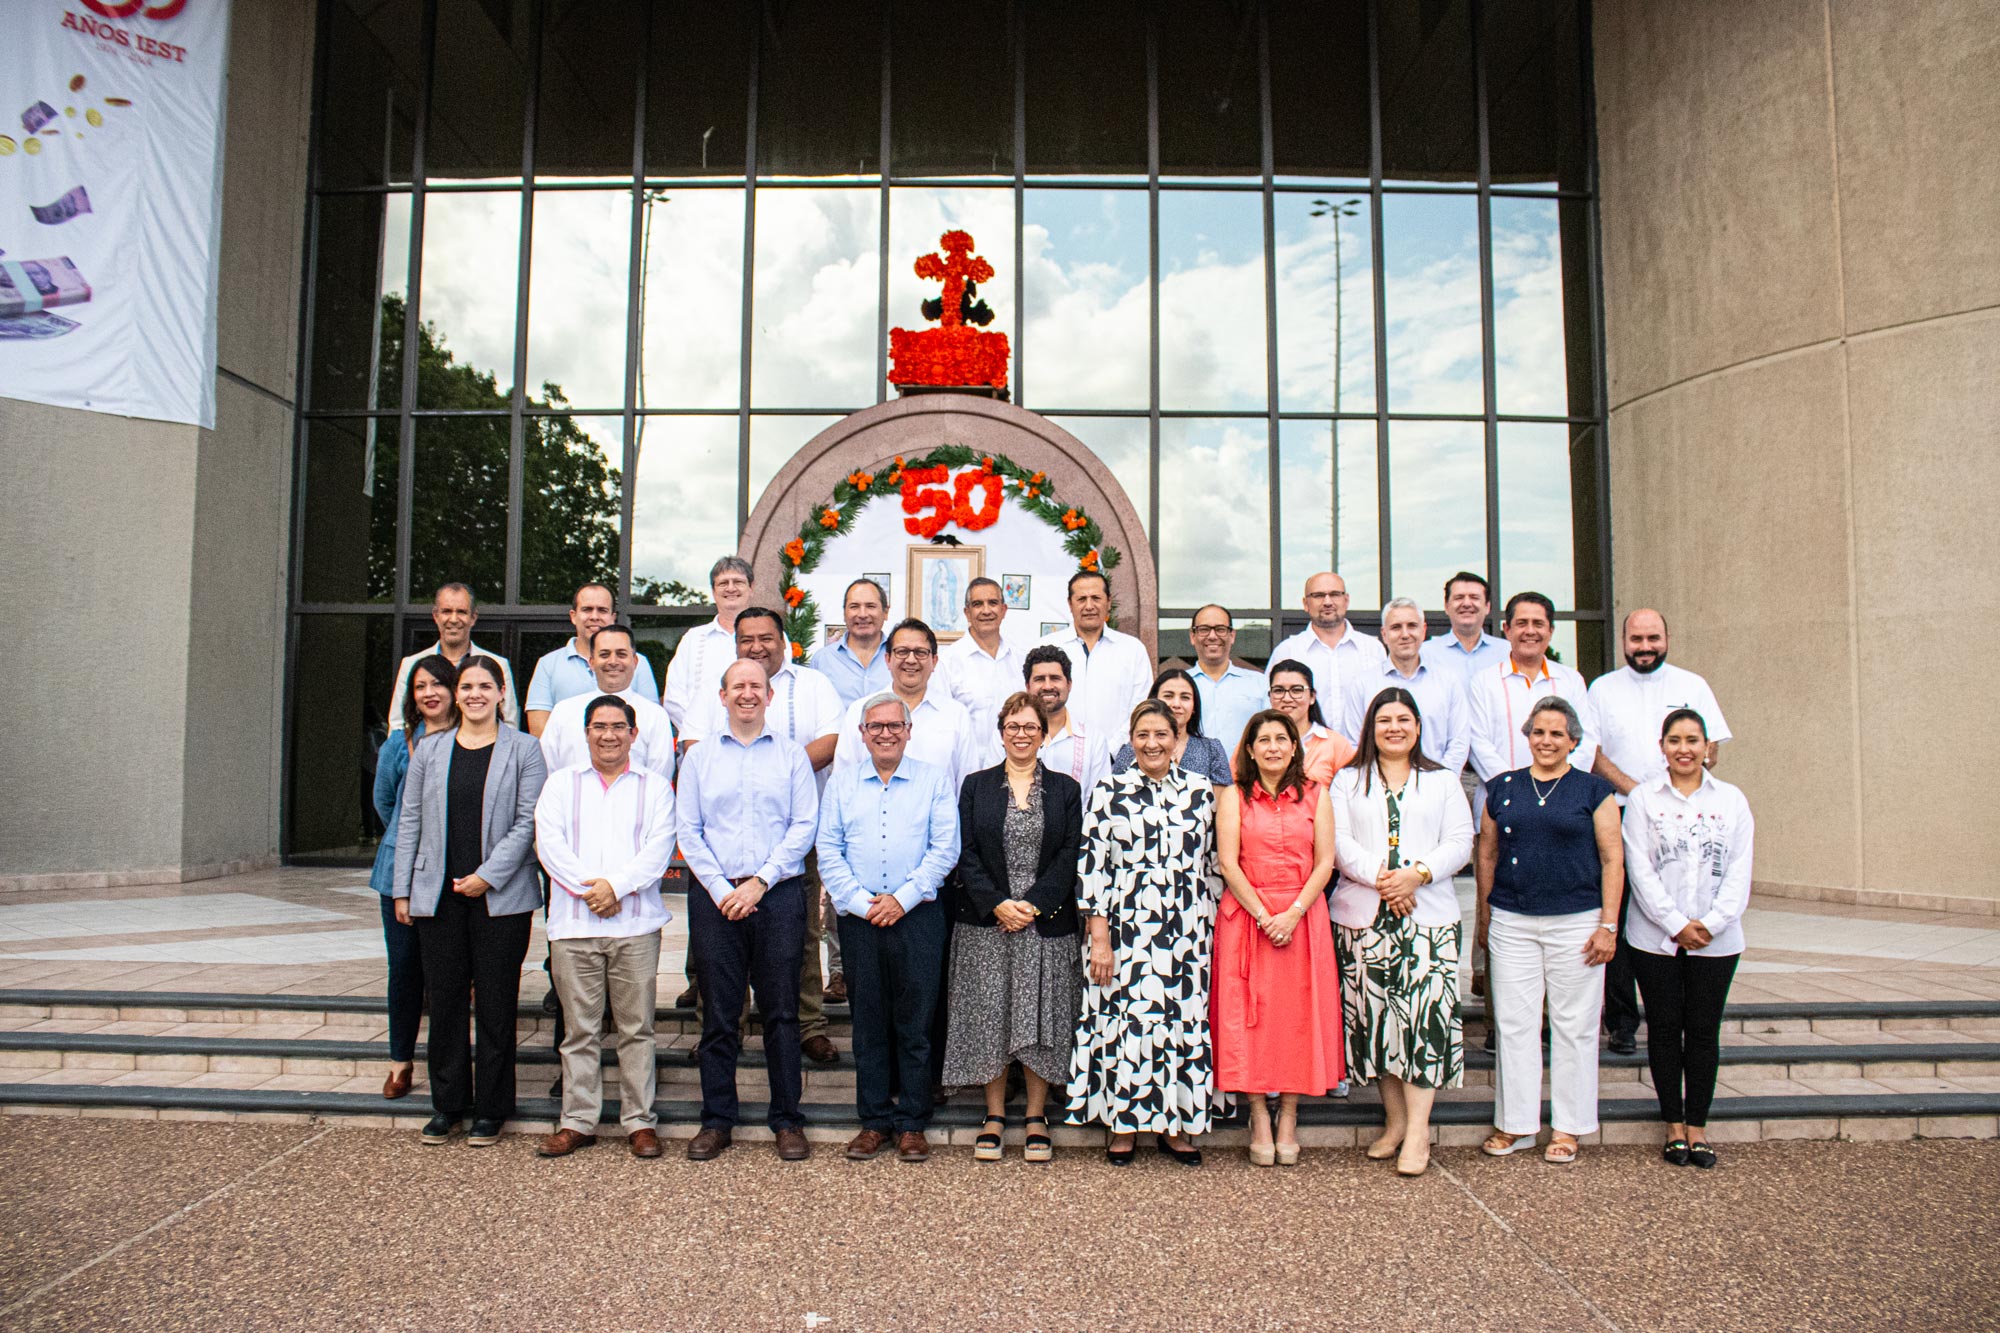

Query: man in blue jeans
left=675, top=659, right=819, bottom=1162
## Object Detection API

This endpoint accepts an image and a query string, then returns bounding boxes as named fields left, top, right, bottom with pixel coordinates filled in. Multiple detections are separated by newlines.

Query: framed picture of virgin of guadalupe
left=906, top=545, right=984, bottom=642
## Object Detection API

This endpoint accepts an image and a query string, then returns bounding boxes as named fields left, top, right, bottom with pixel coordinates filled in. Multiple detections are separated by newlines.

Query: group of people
left=365, top=555, right=1753, bottom=1173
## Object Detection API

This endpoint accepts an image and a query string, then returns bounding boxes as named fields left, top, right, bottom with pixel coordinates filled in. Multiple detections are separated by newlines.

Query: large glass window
left=294, top=0, right=1607, bottom=857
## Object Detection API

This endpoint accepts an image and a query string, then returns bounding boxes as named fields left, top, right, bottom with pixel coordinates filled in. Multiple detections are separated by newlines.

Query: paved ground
left=1, top=1120, right=1995, bottom=1332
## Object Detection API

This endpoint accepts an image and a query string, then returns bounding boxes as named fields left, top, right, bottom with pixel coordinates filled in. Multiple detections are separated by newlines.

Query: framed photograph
left=1040, top=621, right=1070, bottom=637
left=1001, top=573, right=1031, bottom=609
left=823, top=624, right=845, bottom=647
left=906, top=544, right=985, bottom=641
left=862, top=571, right=892, bottom=604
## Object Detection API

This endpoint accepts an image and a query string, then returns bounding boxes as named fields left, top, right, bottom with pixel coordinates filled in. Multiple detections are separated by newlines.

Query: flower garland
left=775, top=445, right=1123, bottom=657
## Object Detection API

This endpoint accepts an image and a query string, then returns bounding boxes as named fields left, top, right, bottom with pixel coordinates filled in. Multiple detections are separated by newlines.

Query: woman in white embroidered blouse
left=1621, top=707, right=1753, bottom=1170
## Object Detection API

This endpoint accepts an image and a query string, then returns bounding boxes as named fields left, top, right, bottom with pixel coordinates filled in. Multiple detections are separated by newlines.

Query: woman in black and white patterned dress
left=1066, top=699, right=1227, bottom=1166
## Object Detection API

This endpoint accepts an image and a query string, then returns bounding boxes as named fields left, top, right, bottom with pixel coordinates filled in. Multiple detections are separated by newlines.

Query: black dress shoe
left=420, top=1114, right=459, bottom=1145
left=1157, top=1137, right=1203, bottom=1166
left=1482, top=1026, right=1496, bottom=1053
left=1608, top=1028, right=1638, bottom=1055
left=1105, top=1147, right=1134, bottom=1167
left=467, top=1118, right=504, bottom=1146
left=1662, top=1138, right=1690, bottom=1166
left=540, top=990, right=561, bottom=1017
left=1688, top=1142, right=1717, bottom=1170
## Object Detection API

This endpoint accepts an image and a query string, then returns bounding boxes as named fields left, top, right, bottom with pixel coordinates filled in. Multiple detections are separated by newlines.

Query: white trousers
left=1489, top=908, right=1604, bottom=1136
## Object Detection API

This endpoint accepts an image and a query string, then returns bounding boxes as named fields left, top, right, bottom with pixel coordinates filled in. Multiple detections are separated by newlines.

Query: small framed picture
left=823, top=624, right=845, bottom=646
left=1001, top=573, right=1031, bottom=609
left=906, top=544, right=986, bottom=641
left=862, top=571, right=891, bottom=604
left=1040, top=621, right=1070, bottom=637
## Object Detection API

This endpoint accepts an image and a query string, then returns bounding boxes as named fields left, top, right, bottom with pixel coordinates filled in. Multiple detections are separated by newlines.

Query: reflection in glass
left=889, top=187, right=1015, bottom=349
left=1159, top=192, right=1267, bottom=412
left=425, top=0, right=527, bottom=183
left=1482, top=0, right=1588, bottom=190
left=633, top=416, right=740, bottom=605
left=1490, top=197, right=1569, bottom=416
left=638, top=189, right=746, bottom=410
left=749, top=415, right=840, bottom=513
left=288, top=614, right=395, bottom=857
left=758, top=0, right=882, bottom=178
left=751, top=189, right=880, bottom=408
left=1156, top=0, right=1261, bottom=179
left=647, top=2, right=752, bottom=177
left=521, top=416, right=625, bottom=605
left=536, top=0, right=641, bottom=181
left=1024, top=0, right=1145, bottom=176
left=1022, top=190, right=1149, bottom=409
left=1268, top=3, right=1369, bottom=183
left=1159, top=419, right=1269, bottom=606
left=1378, top=0, right=1478, bottom=185
left=416, top=192, right=522, bottom=406
left=527, top=192, right=632, bottom=412
left=1547, top=621, right=1579, bottom=670
left=1043, top=416, right=1150, bottom=541
left=1382, top=193, right=1484, bottom=414
left=1388, top=421, right=1485, bottom=606
left=891, top=0, right=1009, bottom=177
left=1497, top=423, right=1575, bottom=610
left=318, top=0, right=420, bottom=189
left=309, top=193, right=410, bottom=411
left=1275, top=194, right=1376, bottom=414
left=301, top=419, right=398, bottom=605
left=409, top=417, right=511, bottom=604
left=1279, top=419, right=1378, bottom=610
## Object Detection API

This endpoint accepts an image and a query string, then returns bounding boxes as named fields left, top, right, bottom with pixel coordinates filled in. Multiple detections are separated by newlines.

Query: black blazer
left=952, top=763, right=1084, bottom=937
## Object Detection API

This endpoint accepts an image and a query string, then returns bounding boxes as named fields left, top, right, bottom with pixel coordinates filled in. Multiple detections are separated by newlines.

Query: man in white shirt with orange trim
left=1465, top=591, right=1598, bottom=804
left=1267, top=571, right=1387, bottom=741
left=532, top=693, right=678, bottom=1161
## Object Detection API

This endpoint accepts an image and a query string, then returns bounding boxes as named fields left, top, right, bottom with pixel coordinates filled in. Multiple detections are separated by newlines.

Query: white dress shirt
left=1039, top=713, right=1110, bottom=799
left=387, top=640, right=518, bottom=730
left=1421, top=629, right=1508, bottom=683
left=681, top=660, right=846, bottom=753
left=832, top=689, right=983, bottom=792
left=1329, top=766, right=1476, bottom=928
left=1033, top=626, right=1154, bottom=753
left=1464, top=655, right=1598, bottom=781
left=661, top=617, right=738, bottom=730
left=1589, top=663, right=1732, bottom=799
left=1267, top=624, right=1387, bottom=738
left=539, top=687, right=676, bottom=777
left=1622, top=772, right=1754, bottom=958
left=675, top=726, right=819, bottom=907
left=938, top=632, right=1024, bottom=765
left=1339, top=658, right=1471, bottom=777
left=534, top=762, right=677, bottom=940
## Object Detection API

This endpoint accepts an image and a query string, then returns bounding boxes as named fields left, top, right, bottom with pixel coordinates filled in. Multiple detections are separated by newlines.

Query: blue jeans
left=379, top=895, right=425, bottom=1063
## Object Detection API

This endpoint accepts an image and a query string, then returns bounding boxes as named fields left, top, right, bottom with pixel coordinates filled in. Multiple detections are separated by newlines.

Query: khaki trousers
left=551, top=932, right=661, bottom=1135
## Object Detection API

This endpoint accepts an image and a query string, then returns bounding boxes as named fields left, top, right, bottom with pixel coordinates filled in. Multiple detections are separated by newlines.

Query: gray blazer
left=392, top=725, right=547, bottom=917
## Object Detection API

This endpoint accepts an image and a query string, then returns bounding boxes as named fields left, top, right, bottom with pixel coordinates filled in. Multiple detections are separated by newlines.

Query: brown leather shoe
left=774, top=1128, right=811, bottom=1161
left=536, top=1127, right=596, bottom=1157
left=896, top=1130, right=931, bottom=1163
left=686, top=1127, right=732, bottom=1161
left=673, top=985, right=697, bottom=1008
left=381, top=1066, right=412, bottom=1100
left=801, top=1035, right=840, bottom=1066
left=824, top=973, right=848, bottom=1005
left=627, top=1128, right=662, bottom=1159
left=845, top=1128, right=891, bottom=1160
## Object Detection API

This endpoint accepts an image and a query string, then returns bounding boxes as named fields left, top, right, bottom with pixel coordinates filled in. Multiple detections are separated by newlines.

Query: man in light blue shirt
left=1187, top=604, right=1268, bottom=768
left=523, top=583, right=659, bottom=736
left=816, top=691, right=959, bottom=1163
left=675, top=658, right=818, bottom=1162
left=1420, top=569, right=1508, bottom=682
left=1341, top=598, right=1471, bottom=776
left=809, top=577, right=893, bottom=706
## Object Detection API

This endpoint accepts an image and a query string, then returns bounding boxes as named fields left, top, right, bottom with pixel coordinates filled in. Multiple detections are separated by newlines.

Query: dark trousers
left=413, top=889, right=533, bottom=1121
left=378, top=896, right=426, bottom=1063
left=690, top=874, right=807, bottom=1131
left=838, top=898, right=946, bottom=1134
left=1603, top=892, right=1642, bottom=1038
left=1628, top=948, right=1740, bottom=1126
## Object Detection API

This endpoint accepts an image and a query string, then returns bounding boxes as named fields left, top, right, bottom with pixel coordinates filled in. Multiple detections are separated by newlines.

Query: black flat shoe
left=1662, top=1138, right=1690, bottom=1166
left=1157, top=1137, right=1203, bottom=1167
left=1687, top=1142, right=1716, bottom=1170
left=1106, top=1137, right=1135, bottom=1166
left=467, top=1118, right=504, bottom=1146
left=420, top=1114, right=459, bottom=1145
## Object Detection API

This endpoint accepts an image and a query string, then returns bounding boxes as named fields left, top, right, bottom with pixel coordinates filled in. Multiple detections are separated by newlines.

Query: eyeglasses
left=586, top=722, right=632, bottom=735
left=888, top=647, right=934, bottom=661
left=1000, top=722, right=1044, bottom=736
left=1269, top=685, right=1311, bottom=700
left=1190, top=625, right=1232, bottom=637
left=861, top=721, right=910, bottom=736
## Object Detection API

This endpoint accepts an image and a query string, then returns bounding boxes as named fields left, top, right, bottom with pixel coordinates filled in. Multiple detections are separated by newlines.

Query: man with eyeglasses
left=524, top=583, right=660, bottom=738
left=537, top=624, right=675, bottom=775
left=832, top=619, right=981, bottom=792
left=1023, top=644, right=1109, bottom=796
left=1187, top=604, right=1268, bottom=767
left=661, top=555, right=758, bottom=732
left=818, top=692, right=961, bottom=1164
left=938, top=577, right=1023, bottom=765
left=531, top=694, right=677, bottom=1161
left=1267, top=572, right=1386, bottom=740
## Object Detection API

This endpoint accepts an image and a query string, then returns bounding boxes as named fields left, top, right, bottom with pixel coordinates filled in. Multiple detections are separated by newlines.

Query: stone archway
left=740, top=396, right=1158, bottom=657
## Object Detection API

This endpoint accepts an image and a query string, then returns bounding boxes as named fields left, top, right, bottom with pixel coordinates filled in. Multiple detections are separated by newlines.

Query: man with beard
left=1589, top=608, right=1732, bottom=1054
left=1022, top=644, right=1109, bottom=797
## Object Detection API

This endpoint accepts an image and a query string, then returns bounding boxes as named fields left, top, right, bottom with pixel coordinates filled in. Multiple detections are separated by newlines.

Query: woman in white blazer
left=1330, top=687, right=1475, bottom=1177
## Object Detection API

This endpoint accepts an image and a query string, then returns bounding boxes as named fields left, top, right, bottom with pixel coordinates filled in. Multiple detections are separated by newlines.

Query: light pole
left=1310, top=198, right=1361, bottom=571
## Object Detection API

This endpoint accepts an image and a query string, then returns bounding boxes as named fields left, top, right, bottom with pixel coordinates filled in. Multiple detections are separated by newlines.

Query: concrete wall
left=0, top=0, right=315, bottom=887
left=1594, top=0, right=2000, bottom=908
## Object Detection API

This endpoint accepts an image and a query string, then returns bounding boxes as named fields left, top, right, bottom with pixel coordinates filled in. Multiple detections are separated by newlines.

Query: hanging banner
left=0, top=0, right=231, bottom=428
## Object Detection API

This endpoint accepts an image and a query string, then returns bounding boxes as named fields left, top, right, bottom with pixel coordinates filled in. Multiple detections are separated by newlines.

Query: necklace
left=1529, top=769, right=1566, bottom=806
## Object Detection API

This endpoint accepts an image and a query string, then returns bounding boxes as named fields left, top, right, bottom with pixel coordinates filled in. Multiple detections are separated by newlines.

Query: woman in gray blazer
left=394, top=655, right=546, bottom=1146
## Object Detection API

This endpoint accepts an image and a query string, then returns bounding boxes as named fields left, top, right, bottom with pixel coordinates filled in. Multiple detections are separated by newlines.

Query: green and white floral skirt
left=1333, top=904, right=1463, bottom=1089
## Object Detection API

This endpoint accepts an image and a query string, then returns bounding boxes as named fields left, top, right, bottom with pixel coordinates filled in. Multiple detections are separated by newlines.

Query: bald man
left=1267, top=572, right=1386, bottom=741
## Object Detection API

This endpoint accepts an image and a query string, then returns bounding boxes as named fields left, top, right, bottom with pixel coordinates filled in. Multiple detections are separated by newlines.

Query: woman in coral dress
left=1211, top=709, right=1345, bottom=1166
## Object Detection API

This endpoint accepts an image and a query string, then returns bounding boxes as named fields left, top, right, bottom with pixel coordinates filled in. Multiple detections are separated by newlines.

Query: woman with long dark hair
left=1110, top=667, right=1234, bottom=787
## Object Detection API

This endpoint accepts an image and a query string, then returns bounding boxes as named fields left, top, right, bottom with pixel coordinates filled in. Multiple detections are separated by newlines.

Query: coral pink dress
left=1211, top=780, right=1347, bottom=1095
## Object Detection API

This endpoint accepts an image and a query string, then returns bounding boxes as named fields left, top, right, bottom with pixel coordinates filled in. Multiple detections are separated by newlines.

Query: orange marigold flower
left=1080, top=549, right=1100, bottom=571
left=1061, top=508, right=1086, bottom=531
left=783, top=538, right=806, bottom=565
left=1030, top=471, right=1046, bottom=486
left=791, top=640, right=806, bottom=660
left=819, top=507, right=841, bottom=530
left=784, top=586, right=805, bottom=607
left=847, top=471, right=873, bottom=491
